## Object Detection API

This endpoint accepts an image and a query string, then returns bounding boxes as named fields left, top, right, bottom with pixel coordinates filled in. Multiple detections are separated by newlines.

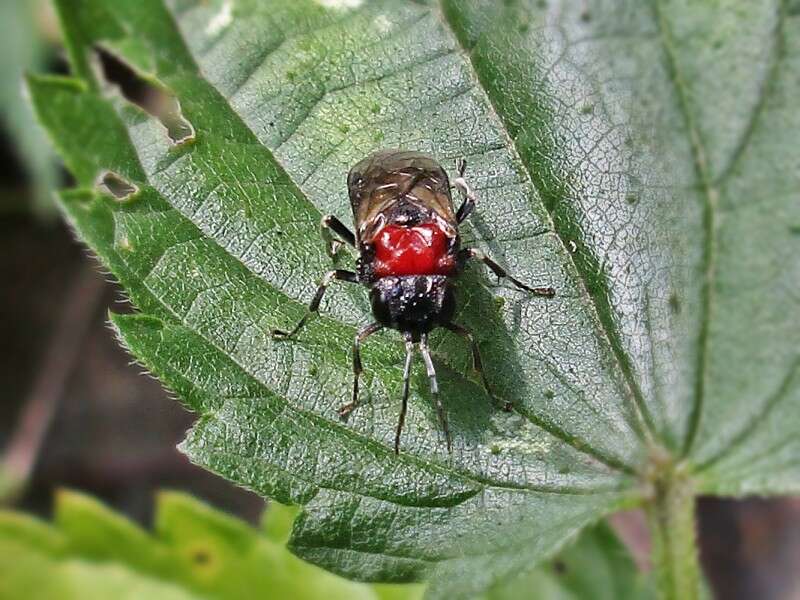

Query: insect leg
left=338, top=322, right=383, bottom=420
left=460, top=248, right=555, bottom=297
left=271, top=269, right=358, bottom=339
left=443, top=322, right=511, bottom=412
left=453, top=158, right=476, bottom=224
left=394, top=339, right=416, bottom=455
left=419, top=335, right=452, bottom=453
left=321, top=214, right=356, bottom=256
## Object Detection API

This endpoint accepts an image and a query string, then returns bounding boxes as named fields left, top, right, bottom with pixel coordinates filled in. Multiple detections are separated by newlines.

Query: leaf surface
left=31, top=0, right=800, bottom=594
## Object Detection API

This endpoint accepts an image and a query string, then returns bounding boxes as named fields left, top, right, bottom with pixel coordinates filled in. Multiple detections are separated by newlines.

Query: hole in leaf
left=96, top=170, right=138, bottom=201
left=95, top=46, right=195, bottom=145
left=552, top=559, right=567, bottom=574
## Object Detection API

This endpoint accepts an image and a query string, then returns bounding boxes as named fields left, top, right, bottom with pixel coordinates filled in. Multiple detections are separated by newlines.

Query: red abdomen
left=372, top=223, right=454, bottom=277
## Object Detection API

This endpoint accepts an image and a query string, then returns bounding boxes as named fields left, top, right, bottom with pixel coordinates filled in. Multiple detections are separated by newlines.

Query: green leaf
left=0, top=490, right=422, bottom=600
left=0, top=545, right=201, bottom=600
left=0, top=0, right=59, bottom=216
left=261, top=500, right=299, bottom=544
left=30, top=0, right=799, bottom=596
left=484, top=521, right=650, bottom=600
left=0, top=491, right=641, bottom=600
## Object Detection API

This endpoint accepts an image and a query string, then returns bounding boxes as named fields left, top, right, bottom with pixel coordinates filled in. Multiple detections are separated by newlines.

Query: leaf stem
left=645, top=452, right=701, bottom=600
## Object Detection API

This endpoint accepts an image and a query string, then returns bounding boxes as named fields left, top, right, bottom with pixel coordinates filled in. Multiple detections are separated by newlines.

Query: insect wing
left=348, top=150, right=456, bottom=241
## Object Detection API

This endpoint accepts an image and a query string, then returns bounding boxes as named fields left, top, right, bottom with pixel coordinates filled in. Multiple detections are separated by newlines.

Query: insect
left=272, top=150, right=555, bottom=454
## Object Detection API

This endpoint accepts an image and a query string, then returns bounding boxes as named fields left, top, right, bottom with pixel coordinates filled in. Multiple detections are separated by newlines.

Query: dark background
left=1, top=4, right=799, bottom=598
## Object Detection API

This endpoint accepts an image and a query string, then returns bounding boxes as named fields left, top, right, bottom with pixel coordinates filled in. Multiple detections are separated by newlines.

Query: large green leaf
left=29, top=0, right=799, bottom=596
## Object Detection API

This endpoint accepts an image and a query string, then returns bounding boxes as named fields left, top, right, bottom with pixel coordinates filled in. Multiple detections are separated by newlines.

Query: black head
left=370, top=275, right=455, bottom=338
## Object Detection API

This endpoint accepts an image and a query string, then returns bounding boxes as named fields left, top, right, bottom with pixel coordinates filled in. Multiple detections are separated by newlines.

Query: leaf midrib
left=126, top=247, right=625, bottom=497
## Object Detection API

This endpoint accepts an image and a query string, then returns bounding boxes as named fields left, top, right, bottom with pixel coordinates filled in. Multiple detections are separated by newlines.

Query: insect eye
left=349, top=174, right=366, bottom=192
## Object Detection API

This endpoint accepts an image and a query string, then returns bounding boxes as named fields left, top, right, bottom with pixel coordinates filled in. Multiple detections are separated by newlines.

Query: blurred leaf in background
left=0, top=491, right=423, bottom=600
left=0, top=490, right=644, bottom=600
left=0, top=0, right=60, bottom=217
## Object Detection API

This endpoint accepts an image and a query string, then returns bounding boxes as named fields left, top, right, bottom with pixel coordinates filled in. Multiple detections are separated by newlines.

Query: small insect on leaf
left=272, top=150, right=555, bottom=454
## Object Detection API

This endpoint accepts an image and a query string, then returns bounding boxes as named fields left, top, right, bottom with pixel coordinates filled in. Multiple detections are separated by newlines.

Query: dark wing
left=347, top=150, right=456, bottom=241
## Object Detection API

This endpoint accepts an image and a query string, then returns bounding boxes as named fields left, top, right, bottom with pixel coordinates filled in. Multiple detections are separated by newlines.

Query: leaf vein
left=651, top=0, right=718, bottom=456
left=436, top=0, right=656, bottom=450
